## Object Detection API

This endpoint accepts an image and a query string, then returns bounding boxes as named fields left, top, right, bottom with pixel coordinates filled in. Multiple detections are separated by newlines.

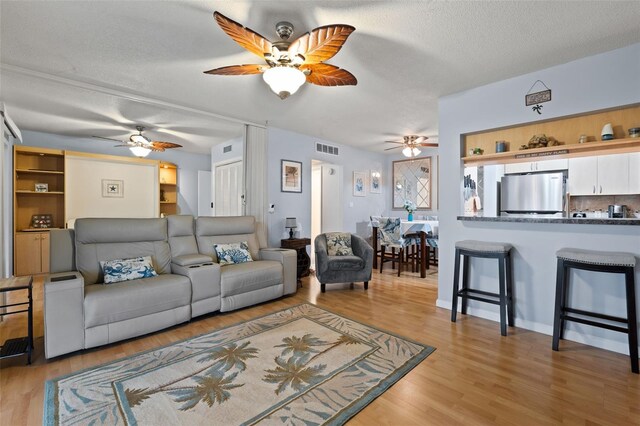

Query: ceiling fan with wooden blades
left=204, top=11, right=357, bottom=99
left=384, top=135, right=438, bottom=157
left=92, top=126, right=183, bottom=157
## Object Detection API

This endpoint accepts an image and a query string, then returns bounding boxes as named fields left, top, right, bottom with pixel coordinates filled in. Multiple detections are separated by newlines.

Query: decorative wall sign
left=102, top=179, right=124, bottom=198
left=353, top=171, right=366, bottom=197
left=281, top=160, right=302, bottom=193
left=525, top=80, right=552, bottom=114
left=370, top=170, right=381, bottom=194
left=514, top=149, right=568, bottom=159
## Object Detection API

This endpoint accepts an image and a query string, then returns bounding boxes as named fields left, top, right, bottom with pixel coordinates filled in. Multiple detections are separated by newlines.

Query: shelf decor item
left=34, top=183, right=48, bottom=192
left=601, top=123, right=614, bottom=141
left=404, top=200, right=416, bottom=221
left=31, top=214, right=53, bottom=229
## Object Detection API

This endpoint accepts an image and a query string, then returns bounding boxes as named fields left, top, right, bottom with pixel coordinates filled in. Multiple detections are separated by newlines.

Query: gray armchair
left=314, top=233, right=374, bottom=293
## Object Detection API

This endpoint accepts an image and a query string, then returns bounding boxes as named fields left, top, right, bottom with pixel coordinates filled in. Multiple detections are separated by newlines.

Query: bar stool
left=451, top=240, right=514, bottom=336
left=552, top=248, right=638, bottom=374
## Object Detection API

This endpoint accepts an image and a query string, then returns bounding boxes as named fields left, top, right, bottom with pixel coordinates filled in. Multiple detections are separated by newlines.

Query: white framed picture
left=102, top=179, right=124, bottom=198
left=35, top=183, right=49, bottom=192
left=370, top=170, right=381, bottom=194
left=353, top=171, right=366, bottom=197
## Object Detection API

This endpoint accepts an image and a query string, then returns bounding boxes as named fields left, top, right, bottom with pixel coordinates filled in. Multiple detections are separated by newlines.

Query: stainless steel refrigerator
left=500, top=171, right=566, bottom=217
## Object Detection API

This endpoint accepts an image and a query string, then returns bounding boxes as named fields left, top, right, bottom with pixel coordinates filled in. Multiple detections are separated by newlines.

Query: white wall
left=266, top=127, right=389, bottom=247
left=438, top=43, right=640, bottom=354
left=19, top=130, right=211, bottom=216
left=65, top=154, right=158, bottom=221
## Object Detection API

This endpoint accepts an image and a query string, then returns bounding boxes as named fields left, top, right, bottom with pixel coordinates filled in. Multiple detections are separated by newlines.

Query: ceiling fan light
left=130, top=146, right=151, bottom=157
left=262, top=66, right=306, bottom=99
left=130, top=134, right=150, bottom=144
left=402, top=147, right=421, bottom=158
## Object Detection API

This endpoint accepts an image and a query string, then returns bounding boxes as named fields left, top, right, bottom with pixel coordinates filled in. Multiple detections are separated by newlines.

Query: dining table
left=371, top=219, right=438, bottom=278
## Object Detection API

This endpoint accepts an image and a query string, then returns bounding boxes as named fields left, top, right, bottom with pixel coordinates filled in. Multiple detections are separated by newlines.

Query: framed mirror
left=392, top=158, right=432, bottom=210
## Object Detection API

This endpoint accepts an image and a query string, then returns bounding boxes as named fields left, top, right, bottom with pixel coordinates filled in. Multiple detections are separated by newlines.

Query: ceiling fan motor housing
left=276, top=21, right=294, bottom=40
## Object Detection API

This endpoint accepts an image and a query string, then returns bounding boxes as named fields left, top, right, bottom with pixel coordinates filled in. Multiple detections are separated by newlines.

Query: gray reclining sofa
left=44, top=215, right=296, bottom=359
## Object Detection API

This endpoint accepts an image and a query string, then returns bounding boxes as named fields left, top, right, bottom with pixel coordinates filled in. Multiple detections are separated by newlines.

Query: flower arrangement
left=403, top=200, right=416, bottom=213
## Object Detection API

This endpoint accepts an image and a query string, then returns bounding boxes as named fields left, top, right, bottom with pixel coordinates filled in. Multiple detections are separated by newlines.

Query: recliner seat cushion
left=220, top=261, right=282, bottom=297
left=327, top=255, right=365, bottom=271
left=84, top=274, right=191, bottom=328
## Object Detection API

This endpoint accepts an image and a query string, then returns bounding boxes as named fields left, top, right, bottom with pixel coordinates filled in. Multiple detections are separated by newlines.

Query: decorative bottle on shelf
left=408, top=212, right=414, bottom=222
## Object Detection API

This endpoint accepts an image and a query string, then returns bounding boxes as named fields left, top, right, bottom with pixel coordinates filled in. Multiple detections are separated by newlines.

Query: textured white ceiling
left=1, top=1, right=640, bottom=154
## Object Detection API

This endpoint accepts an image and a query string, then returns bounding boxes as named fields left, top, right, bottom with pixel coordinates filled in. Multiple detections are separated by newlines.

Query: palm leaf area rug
left=44, top=304, right=435, bottom=425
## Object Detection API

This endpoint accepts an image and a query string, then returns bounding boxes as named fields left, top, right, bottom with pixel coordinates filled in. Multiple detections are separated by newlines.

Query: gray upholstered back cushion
left=75, top=218, right=171, bottom=285
left=196, top=216, right=260, bottom=262
left=167, top=215, right=198, bottom=257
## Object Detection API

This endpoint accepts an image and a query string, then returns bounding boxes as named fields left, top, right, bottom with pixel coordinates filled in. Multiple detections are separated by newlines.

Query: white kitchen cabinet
left=504, top=158, right=568, bottom=174
left=629, top=153, right=640, bottom=194
left=568, top=156, right=598, bottom=195
left=568, top=153, right=632, bottom=195
left=597, top=154, right=629, bottom=195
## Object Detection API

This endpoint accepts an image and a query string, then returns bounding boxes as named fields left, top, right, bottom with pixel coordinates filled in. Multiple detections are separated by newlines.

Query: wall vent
left=316, top=142, right=339, bottom=156
left=223, top=145, right=232, bottom=153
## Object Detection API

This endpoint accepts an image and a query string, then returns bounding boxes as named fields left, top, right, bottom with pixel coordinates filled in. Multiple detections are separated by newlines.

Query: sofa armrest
left=44, top=272, right=85, bottom=358
left=171, top=262, right=221, bottom=314
left=259, top=248, right=297, bottom=295
left=172, top=254, right=213, bottom=267
left=351, top=234, right=374, bottom=273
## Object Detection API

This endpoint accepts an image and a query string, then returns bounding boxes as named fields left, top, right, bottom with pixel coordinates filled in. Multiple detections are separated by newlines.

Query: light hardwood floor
left=1, top=268, right=638, bottom=425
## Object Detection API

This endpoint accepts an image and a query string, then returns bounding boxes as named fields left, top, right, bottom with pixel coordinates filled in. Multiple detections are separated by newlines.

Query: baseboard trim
left=436, top=298, right=635, bottom=356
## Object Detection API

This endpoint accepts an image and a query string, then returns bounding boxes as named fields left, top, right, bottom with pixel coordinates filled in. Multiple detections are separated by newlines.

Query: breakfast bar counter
left=457, top=216, right=640, bottom=225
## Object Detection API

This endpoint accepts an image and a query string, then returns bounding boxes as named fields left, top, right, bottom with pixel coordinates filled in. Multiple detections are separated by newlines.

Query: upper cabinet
left=629, top=153, right=640, bottom=194
left=568, top=153, right=632, bottom=195
left=504, top=158, right=568, bottom=174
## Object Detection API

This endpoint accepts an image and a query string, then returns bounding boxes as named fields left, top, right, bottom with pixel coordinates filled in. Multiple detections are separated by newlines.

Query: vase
left=408, top=213, right=413, bottom=221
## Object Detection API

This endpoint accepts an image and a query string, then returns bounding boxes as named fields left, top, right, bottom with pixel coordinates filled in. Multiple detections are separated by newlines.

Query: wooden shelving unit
left=463, top=104, right=640, bottom=166
left=159, top=162, right=177, bottom=217
left=463, top=138, right=640, bottom=166
left=13, top=146, right=65, bottom=275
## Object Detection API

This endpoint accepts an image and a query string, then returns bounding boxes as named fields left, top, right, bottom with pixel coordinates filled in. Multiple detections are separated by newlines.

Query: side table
left=0, top=276, right=34, bottom=364
left=281, top=238, right=311, bottom=285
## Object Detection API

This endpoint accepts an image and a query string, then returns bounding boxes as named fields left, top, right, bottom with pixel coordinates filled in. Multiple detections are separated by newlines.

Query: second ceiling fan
left=204, top=11, right=357, bottom=99
left=385, top=135, right=438, bottom=158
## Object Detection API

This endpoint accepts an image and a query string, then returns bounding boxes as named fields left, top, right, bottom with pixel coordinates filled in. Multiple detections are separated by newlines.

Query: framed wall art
left=102, top=179, right=124, bottom=198
left=353, top=171, right=366, bottom=197
left=281, top=160, right=302, bottom=193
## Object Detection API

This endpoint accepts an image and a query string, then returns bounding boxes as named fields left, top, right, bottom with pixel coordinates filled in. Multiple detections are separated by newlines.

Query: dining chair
left=377, top=217, right=418, bottom=276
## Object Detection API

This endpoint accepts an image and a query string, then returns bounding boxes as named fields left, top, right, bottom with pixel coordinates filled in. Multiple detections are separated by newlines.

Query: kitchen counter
left=457, top=216, right=640, bottom=225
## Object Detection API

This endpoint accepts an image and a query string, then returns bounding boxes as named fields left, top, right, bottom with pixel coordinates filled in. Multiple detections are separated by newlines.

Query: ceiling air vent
left=316, top=142, right=339, bottom=156
left=223, top=145, right=232, bottom=153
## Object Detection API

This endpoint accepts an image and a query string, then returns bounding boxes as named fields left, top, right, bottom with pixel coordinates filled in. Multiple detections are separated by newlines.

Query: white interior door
left=321, top=164, right=343, bottom=232
left=214, top=160, right=243, bottom=216
left=198, top=170, right=214, bottom=217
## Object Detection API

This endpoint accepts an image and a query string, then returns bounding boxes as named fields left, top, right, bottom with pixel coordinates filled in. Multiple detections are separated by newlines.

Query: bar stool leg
left=380, top=246, right=386, bottom=273
left=451, top=248, right=461, bottom=322
left=552, top=258, right=565, bottom=351
left=392, top=247, right=396, bottom=269
left=559, top=262, right=570, bottom=340
left=624, top=267, right=638, bottom=374
left=398, top=248, right=404, bottom=277
left=461, top=254, right=470, bottom=315
left=498, top=253, right=507, bottom=336
left=506, top=252, right=514, bottom=327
